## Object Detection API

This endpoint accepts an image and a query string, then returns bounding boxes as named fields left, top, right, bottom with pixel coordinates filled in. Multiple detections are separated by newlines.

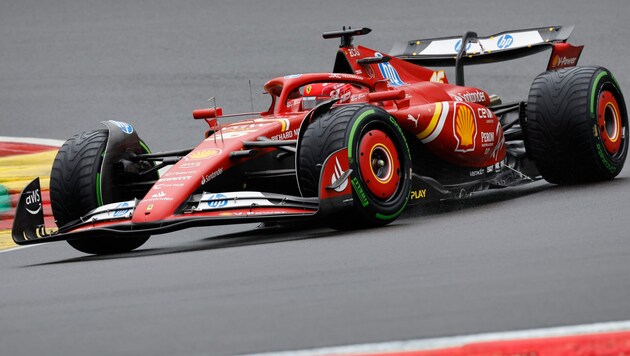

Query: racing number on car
left=430, top=70, right=445, bottom=83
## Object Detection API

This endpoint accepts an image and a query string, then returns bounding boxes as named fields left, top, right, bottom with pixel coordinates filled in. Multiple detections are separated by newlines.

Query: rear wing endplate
left=391, top=26, right=576, bottom=66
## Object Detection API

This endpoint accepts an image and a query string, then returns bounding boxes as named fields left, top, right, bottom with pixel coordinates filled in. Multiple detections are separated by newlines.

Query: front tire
left=525, top=66, right=628, bottom=184
left=50, top=129, right=152, bottom=254
left=298, top=104, right=412, bottom=228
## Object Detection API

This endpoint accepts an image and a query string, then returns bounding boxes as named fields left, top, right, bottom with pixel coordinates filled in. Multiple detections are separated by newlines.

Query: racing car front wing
left=12, top=178, right=320, bottom=245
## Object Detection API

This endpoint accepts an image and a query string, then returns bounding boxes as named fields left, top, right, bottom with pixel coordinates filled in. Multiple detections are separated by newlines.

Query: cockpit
left=264, top=74, right=372, bottom=115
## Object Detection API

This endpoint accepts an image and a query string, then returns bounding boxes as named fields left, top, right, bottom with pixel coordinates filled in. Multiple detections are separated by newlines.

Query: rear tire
left=525, top=66, right=628, bottom=184
left=50, top=129, right=152, bottom=254
left=298, top=104, right=411, bottom=228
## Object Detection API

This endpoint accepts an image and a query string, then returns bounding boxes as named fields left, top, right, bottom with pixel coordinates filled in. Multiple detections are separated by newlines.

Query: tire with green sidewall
left=50, top=129, right=151, bottom=254
left=298, top=104, right=412, bottom=228
left=525, top=66, right=628, bottom=184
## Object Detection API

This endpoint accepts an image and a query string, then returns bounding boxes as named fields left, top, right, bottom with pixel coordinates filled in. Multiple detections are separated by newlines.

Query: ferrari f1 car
left=13, top=26, right=627, bottom=254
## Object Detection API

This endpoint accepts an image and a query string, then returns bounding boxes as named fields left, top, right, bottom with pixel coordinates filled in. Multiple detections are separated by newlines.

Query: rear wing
left=391, top=26, right=575, bottom=65
left=390, top=26, right=583, bottom=85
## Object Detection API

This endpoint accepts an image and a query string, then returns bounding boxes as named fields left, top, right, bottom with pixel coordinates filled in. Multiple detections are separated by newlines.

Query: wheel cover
left=358, top=129, right=400, bottom=199
left=598, top=90, right=623, bottom=155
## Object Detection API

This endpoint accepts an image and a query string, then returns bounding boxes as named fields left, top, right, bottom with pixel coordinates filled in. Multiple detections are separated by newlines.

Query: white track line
left=0, top=136, right=64, bottom=147
left=245, top=320, right=630, bottom=356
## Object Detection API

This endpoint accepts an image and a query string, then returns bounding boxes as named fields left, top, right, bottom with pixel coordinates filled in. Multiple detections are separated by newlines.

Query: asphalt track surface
left=2, top=1, right=630, bottom=355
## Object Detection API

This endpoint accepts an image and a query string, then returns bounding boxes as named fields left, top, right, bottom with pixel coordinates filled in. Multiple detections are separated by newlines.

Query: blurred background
left=2, top=0, right=628, bottom=151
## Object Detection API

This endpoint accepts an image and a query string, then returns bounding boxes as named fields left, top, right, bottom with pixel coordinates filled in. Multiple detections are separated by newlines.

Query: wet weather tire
left=50, top=130, right=150, bottom=254
left=526, top=66, right=628, bottom=184
left=298, top=104, right=412, bottom=228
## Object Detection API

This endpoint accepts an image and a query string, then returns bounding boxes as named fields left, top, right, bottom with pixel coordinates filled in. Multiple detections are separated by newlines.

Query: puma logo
left=407, top=114, right=419, bottom=128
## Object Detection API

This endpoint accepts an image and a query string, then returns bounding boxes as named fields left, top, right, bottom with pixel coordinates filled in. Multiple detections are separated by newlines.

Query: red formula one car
left=13, top=26, right=627, bottom=254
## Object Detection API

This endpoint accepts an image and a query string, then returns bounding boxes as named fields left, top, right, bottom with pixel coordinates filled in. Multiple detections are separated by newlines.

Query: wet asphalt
left=1, top=1, right=630, bottom=355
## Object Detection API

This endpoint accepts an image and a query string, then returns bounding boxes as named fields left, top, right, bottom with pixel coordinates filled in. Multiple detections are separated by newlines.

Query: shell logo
left=551, top=55, right=577, bottom=69
left=454, top=104, right=477, bottom=153
left=188, top=148, right=222, bottom=160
